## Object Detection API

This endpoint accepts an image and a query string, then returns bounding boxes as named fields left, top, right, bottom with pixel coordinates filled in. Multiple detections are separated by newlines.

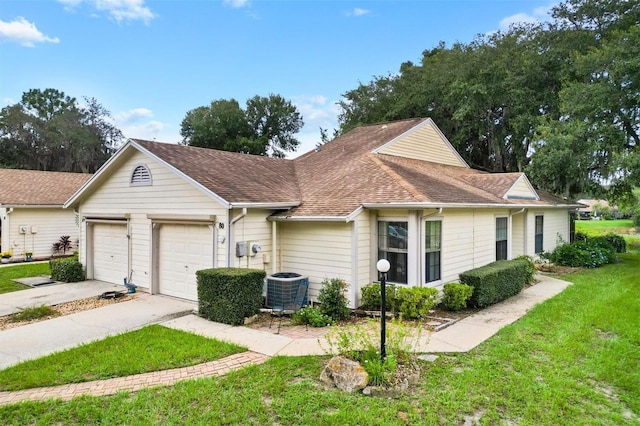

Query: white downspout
left=227, top=208, right=247, bottom=267
left=272, top=220, right=277, bottom=275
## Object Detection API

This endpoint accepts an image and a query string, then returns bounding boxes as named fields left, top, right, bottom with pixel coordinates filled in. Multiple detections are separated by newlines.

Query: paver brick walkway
left=0, top=351, right=267, bottom=406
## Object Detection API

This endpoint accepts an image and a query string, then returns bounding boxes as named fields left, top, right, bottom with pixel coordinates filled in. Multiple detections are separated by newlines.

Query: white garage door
left=159, top=224, right=213, bottom=301
left=93, top=223, right=128, bottom=285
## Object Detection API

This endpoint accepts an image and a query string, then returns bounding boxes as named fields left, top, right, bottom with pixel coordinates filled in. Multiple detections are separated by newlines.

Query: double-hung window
left=425, top=220, right=442, bottom=283
left=535, top=215, right=544, bottom=253
left=496, top=217, right=508, bottom=260
left=378, top=221, right=408, bottom=284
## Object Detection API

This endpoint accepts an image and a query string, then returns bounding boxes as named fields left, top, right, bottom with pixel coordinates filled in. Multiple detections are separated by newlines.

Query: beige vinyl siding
left=511, top=212, right=526, bottom=257
left=79, top=151, right=228, bottom=288
left=378, top=121, right=467, bottom=167
left=279, top=221, right=352, bottom=303
left=527, top=209, right=569, bottom=254
left=506, top=176, right=538, bottom=200
left=230, top=209, right=272, bottom=271
left=356, top=210, right=371, bottom=307
left=440, top=209, right=509, bottom=283
left=2, top=208, right=79, bottom=260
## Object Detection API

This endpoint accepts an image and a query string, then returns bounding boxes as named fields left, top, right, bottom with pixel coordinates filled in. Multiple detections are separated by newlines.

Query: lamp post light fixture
left=376, top=258, right=391, bottom=361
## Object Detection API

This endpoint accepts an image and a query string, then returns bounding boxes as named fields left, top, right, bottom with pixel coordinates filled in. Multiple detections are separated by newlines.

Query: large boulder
left=319, top=356, right=368, bottom=392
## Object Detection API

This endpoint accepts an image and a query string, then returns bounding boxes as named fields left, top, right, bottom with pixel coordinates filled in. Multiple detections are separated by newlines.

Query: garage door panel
left=93, top=223, right=128, bottom=285
left=159, top=224, right=213, bottom=301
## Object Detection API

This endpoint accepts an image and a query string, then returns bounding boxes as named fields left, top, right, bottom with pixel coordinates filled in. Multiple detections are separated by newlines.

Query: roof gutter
left=362, top=202, right=583, bottom=209
left=268, top=215, right=352, bottom=223
left=2, top=204, right=65, bottom=209
left=229, top=202, right=300, bottom=209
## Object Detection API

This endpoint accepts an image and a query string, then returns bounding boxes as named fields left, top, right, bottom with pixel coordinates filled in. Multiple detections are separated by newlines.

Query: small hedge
left=460, top=259, right=530, bottom=309
left=359, top=283, right=438, bottom=319
left=442, top=282, right=474, bottom=311
left=197, top=268, right=265, bottom=325
left=49, top=258, right=85, bottom=282
left=543, top=238, right=617, bottom=268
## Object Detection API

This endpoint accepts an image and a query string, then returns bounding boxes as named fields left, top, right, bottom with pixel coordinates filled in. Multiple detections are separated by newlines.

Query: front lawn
left=0, top=263, right=50, bottom=294
left=0, top=255, right=638, bottom=425
left=0, top=324, right=246, bottom=391
left=576, top=218, right=634, bottom=233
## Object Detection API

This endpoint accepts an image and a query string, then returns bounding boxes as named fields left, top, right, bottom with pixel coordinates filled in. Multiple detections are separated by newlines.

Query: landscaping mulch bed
left=0, top=294, right=135, bottom=330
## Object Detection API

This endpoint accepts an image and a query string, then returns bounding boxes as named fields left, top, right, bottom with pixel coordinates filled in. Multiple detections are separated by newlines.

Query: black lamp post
left=376, top=258, right=390, bottom=361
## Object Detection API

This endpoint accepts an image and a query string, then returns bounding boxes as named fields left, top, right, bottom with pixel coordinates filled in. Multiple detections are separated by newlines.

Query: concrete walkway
left=0, top=274, right=571, bottom=406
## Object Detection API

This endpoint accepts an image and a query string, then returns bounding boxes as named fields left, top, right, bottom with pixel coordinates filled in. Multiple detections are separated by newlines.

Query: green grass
left=576, top=218, right=634, bottom=233
left=0, top=324, right=245, bottom=391
left=0, top=262, right=50, bottom=294
left=0, top=256, right=638, bottom=425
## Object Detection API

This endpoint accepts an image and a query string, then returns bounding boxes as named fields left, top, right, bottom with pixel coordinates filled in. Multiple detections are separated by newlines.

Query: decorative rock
left=418, top=354, right=439, bottom=363
left=319, top=356, right=369, bottom=392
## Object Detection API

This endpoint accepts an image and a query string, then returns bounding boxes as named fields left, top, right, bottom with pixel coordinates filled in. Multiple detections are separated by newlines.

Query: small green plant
left=394, top=287, right=438, bottom=319
left=291, top=306, right=333, bottom=327
left=318, top=278, right=350, bottom=321
left=323, top=318, right=422, bottom=386
left=442, top=282, right=474, bottom=311
left=10, top=304, right=57, bottom=323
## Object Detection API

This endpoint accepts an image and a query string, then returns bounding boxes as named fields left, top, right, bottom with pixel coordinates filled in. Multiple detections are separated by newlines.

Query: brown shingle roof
left=132, top=139, right=300, bottom=204
left=123, top=118, right=575, bottom=216
left=0, top=169, right=91, bottom=206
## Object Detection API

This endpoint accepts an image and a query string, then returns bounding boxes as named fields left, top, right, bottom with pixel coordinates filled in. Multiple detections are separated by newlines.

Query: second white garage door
left=93, top=223, right=128, bottom=285
left=159, top=224, right=214, bottom=301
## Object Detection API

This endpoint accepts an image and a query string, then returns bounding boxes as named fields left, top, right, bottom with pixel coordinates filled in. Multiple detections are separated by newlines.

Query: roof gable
left=373, top=118, right=468, bottom=168
left=0, top=169, right=91, bottom=206
left=504, top=174, right=539, bottom=200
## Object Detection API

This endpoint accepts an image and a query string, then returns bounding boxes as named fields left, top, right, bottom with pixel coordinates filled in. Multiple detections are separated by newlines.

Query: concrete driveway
left=0, top=282, right=196, bottom=369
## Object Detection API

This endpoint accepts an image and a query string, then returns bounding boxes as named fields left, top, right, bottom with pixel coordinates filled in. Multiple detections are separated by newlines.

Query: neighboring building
left=65, top=118, right=579, bottom=307
left=0, top=169, right=92, bottom=260
left=576, top=199, right=620, bottom=219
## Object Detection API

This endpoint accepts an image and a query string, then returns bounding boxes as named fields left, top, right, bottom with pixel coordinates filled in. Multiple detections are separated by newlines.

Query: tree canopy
left=337, top=0, right=640, bottom=201
left=0, top=88, right=123, bottom=173
left=180, top=94, right=304, bottom=158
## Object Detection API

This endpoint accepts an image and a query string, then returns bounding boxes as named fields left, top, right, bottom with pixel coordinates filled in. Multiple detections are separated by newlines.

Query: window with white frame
left=535, top=215, right=544, bottom=253
left=425, top=220, right=442, bottom=283
left=130, top=164, right=152, bottom=186
left=496, top=217, right=508, bottom=260
left=378, top=221, right=408, bottom=284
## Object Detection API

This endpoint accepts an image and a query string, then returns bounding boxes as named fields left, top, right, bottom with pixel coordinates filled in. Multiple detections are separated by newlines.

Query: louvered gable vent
left=130, top=164, right=152, bottom=186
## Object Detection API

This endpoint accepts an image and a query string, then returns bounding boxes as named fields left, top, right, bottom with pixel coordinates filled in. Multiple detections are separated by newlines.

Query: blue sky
left=1, top=0, right=555, bottom=157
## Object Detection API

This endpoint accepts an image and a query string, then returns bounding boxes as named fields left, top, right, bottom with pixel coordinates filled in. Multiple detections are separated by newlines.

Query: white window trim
left=377, top=217, right=410, bottom=285
left=495, top=215, right=510, bottom=260
left=422, top=217, right=443, bottom=287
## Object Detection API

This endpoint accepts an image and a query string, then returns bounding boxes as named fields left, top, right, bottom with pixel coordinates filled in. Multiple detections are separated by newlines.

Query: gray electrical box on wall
left=236, top=241, right=247, bottom=257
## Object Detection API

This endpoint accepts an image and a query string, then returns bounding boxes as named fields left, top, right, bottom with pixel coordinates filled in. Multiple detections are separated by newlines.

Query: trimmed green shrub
left=442, top=282, right=474, bottom=311
left=291, top=306, right=333, bottom=327
left=359, top=283, right=437, bottom=318
left=515, top=255, right=536, bottom=284
left=318, top=278, right=351, bottom=321
left=460, top=259, right=530, bottom=308
left=197, top=268, right=265, bottom=325
left=395, top=287, right=438, bottom=319
left=359, top=282, right=397, bottom=310
left=49, top=258, right=85, bottom=282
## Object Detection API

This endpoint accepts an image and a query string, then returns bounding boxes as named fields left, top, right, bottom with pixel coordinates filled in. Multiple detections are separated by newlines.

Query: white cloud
left=114, top=107, right=153, bottom=124
left=346, top=8, right=371, bottom=17
left=58, top=0, right=155, bottom=24
left=223, top=0, right=250, bottom=9
left=290, top=95, right=341, bottom=157
left=113, top=108, right=177, bottom=142
left=0, top=17, right=60, bottom=47
left=499, top=3, right=554, bottom=31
